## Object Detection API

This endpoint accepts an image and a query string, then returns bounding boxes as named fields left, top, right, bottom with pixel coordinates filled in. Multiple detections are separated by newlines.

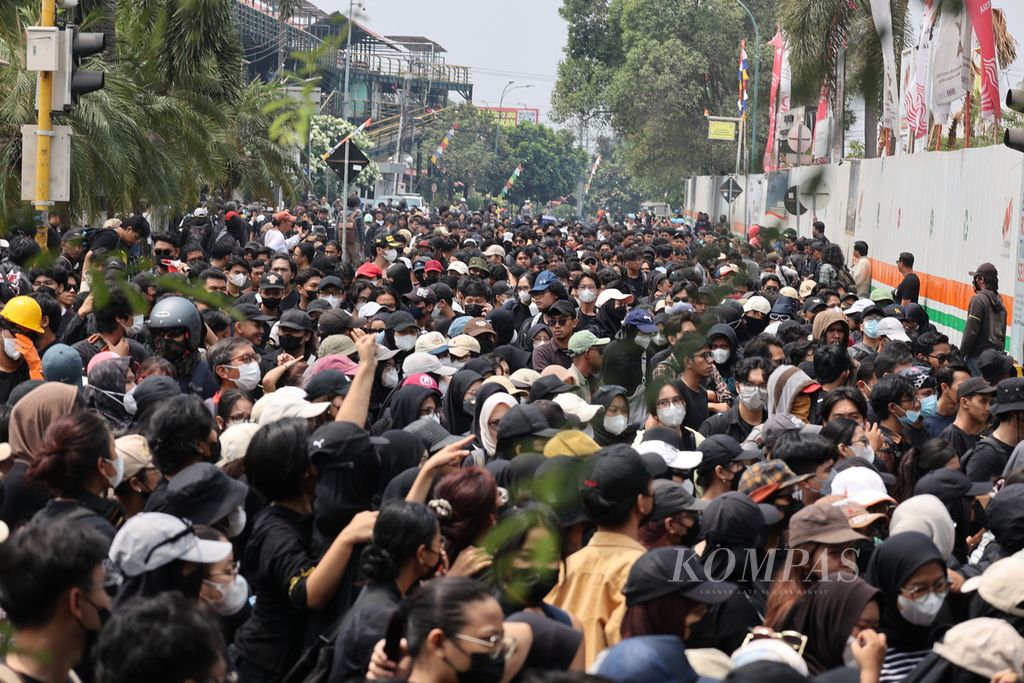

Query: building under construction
left=232, top=0, right=473, bottom=166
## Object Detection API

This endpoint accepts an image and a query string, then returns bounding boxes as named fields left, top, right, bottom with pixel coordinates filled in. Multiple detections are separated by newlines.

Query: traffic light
left=48, top=25, right=105, bottom=112
left=1004, top=89, right=1024, bottom=152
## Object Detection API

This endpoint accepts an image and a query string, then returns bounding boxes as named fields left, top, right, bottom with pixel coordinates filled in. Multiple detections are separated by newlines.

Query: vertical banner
left=903, top=0, right=935, bottom=146
left=811, top=84, right=830, bottom=164
left=499, top=164, right=523, bottom=197
left=869, top=0, right=900, bottom=134
left=737, top=40, right=749, bottom=118
left=929, top=4, right=971, bottom=124
left=584, top=154, right=601, bottom=194
left=964, top=0, right=1001, bottom=122
left=763, top=31, right=785, bottom=172
left=430, top=124, right=458, bottom=165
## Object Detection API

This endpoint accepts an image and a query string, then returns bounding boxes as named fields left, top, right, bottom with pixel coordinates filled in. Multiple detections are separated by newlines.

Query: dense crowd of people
left=0, top=199, right=1021, bottom=683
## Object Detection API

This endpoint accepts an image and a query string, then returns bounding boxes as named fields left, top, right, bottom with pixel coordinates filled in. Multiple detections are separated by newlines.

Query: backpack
left=279, top=624, right=342, bottom=683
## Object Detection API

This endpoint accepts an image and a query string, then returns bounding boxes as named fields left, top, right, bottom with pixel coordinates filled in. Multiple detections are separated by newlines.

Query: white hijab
left=479, top=393, right=517, bottom=457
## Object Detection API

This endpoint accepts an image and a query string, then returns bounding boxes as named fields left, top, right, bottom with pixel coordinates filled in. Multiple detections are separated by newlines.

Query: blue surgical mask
left=919, top=395, right=938, bottom=418
left=863, top=319, right=880, bottom=339
left=898, top=408, right=922, bottom=426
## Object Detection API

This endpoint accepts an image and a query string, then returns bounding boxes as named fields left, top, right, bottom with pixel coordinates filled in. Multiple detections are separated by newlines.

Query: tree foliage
left=553, top=0, right=776, bottom=197
left=419, top=105, right=587, bottom=207
left=583, top=137, right=644, bottom=216
left=308, top=115, right=382, bottom=197
left=0, top=0, right=304, bottom=224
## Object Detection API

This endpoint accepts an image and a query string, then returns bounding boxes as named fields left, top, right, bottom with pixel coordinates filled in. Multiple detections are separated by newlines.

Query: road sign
left=784, top=185, right=808, bottom=216
left=21, top=124, right=71, bottom=203
left=720, top=177, right=743, bottom=204
left=324, top=138, right=370, bottom=178
left=708, top=120, right=737, bottom=141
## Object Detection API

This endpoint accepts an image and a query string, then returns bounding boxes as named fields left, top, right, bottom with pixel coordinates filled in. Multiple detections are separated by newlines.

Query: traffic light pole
left=33, top=0, right=57, bottom=246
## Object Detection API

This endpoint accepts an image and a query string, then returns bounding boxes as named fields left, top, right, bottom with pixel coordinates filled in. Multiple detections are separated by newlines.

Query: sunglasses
left=742, top=627, right=808, bottom=656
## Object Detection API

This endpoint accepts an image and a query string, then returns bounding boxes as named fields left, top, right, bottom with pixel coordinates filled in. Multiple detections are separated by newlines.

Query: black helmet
left=149, top=295, right=203, bottom=351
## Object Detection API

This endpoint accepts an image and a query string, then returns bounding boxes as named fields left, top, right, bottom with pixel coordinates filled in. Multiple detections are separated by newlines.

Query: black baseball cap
left=530, top=375, right=576, bottom=402
left=278, top=309, right=313, bottom=332
left=547, top=299, right=576, bottom=318
left=650, top=479, right=709, bottom=519
left=235, top=303, right=273, bottom=322
left=304, top=370, right=352, bottom=399
left=317, top=276, right=344, bottom=291
left=957, top=377, right=996, bottom=403
left=384, top=310, right=419, bottom=332
left=914, top=468, right=992, bottom=499
left=495, top=404, right=560, bottom=441
left=259, top=273, right=285, bottom=290
left=695, top=434, right=749, bottom=474
left=318, top=309, right=362, bottom=336
left=580, top=445, right=651, bottom=506
left=622, top=547, right=735, bottom=606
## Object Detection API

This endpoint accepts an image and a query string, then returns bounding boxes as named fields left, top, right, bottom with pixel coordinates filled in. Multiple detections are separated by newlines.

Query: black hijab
left=487, top=309, right=516, bottom=346
left=442, top=370, right=484, bottom=436
left=590, top=385, right=637, bottom=447
left=380, top=429, right=425, bottom=485
left=493, top=345, right=531, bottom=373
left=523, top=322, right=552, bottom=352
left=779, top=573, right=881, bottom=674
left=388, top=385, right=441, bottom=431
left=866, top=532, right=947, bottom=652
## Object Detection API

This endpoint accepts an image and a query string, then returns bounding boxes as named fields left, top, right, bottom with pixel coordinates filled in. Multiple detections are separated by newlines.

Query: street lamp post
left=493, top=81, right=533, bottom=153
left=735, top=0, right=760, bottom=174
left=340, top=0, right=361, bottom=264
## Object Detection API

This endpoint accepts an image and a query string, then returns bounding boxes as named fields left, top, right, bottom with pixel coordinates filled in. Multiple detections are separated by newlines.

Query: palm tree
left=0, top=0, right=303, bottom=223
left=779, top=0, right=910, bottom=158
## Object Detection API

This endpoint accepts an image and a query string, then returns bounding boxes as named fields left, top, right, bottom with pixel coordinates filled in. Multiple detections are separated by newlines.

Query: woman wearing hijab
left=523, top=322, right=553, bottom=353
left=374, top=384, right=442, bottom=434
left=379, top=430, right=426, bottom=488
left=0, top=382, right=81, bottom=529
left=493, top=344, right=531, bottom=374
left=688, top=492, right=771, bottom=653
left=777, top=572, right=882, bottom=674
left=866, top=532, right=950, bottom=683
left=442, top=369, right=483, bottom=437
left=903, top=303, right=937, bottom=338
left=486, top=309, right=516, bottom=347
left=591, top=385, right=637, bottom=447
left=469, top=384, right=516, bottom=466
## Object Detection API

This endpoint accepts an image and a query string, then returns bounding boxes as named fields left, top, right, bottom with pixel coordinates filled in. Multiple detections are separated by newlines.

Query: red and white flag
left=965, top=0, right=1001, bottom=122
left=763, top=31, right=788, bottom=172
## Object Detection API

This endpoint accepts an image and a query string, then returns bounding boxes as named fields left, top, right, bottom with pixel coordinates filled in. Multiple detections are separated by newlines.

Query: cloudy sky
left=317, top=0, right=565, bottom=123
left=315, top=0, right=1024, bottom=137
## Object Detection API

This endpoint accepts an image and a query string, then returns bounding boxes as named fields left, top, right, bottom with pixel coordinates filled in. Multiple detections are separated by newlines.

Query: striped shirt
left=879, top=648, right=930, bottom=683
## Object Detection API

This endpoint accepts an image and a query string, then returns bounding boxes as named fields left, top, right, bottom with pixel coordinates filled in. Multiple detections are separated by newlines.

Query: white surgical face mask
left=3, top=337, right=20, bottom=361
left=604, top=414, right=628, bottom=436
left=123, top=387, right=138, bottom=415
left=323, top=295, right=341, bottom=309
left=104, top=455, right=125, bottom=489
left=382, top=367, right=399, bottom=388
left=233, top=361, right=261, bottom=391
left=133, top=313, right=145, bottom=330
left=394, top=334, right=417, bottom=351
left=384, top=248, right=398, bottom=263
left=635, top=333, right=653, bottom=349
left=578, top=289, right=597, bottom=304
left=842, top=636, right=859, bottom=669
left=657, top=403, right=685, bottom=428
left=897, top=591, right=946, bottom=626
left=738, top=384, right=765, bottom=411
left=711, top=348, right=730, bottom=365
left=851, top=443, right=875, bottom=462
left=230, top=272, right=248, bottom=288
left=518, top=290, right=532, bottom=305
left=427, top=412, right=442, bottom=424
left=203, top=574, right=250, bottom=616
left=225, top=505, right=246, bottom=538
left=529, top=302, right=540, bottom=317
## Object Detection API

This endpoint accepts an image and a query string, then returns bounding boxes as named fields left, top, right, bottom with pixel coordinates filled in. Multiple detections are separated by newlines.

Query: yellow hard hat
left=0, top=296, right=44, bottom=334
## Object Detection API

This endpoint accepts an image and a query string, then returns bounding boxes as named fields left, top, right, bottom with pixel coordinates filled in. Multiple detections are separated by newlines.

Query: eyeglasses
left=769, top=313, right=790, bottom=321
left=901, top=578, right=951, bottom=601
left=207, top=561, right=240, bottom=581
left=742, top=627, right=807, bottom=656
left=656, top=397, right=684, bottom=409
left=231, top=353, right=259, bottom=364
left=452, top=633, right=518, bottom=661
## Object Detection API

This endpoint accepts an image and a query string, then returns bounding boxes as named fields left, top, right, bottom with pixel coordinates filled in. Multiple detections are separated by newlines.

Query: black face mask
left=408, top=305, right=424, bottom=320
left=78, top=595, right=111, bottom=655
left=744, top=315, right=769, bottom=335
left=464, top=304, right=485, bottom=318
left=477, top=337, right=495, bottom=354
left=423, top=275, right=440, bottom=286
left=969, top=498, right=988, bottom=537
left=278, top=334, right=304, bottom=353
left=677, top=521, right=702, bottom=548
left=203, top=439, right=221, bottom=465
left=261, top=296, right=282, bottom=310
left=514, top=569, right=560, bottom=607
left=454, top=652, right=505, bottom=683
